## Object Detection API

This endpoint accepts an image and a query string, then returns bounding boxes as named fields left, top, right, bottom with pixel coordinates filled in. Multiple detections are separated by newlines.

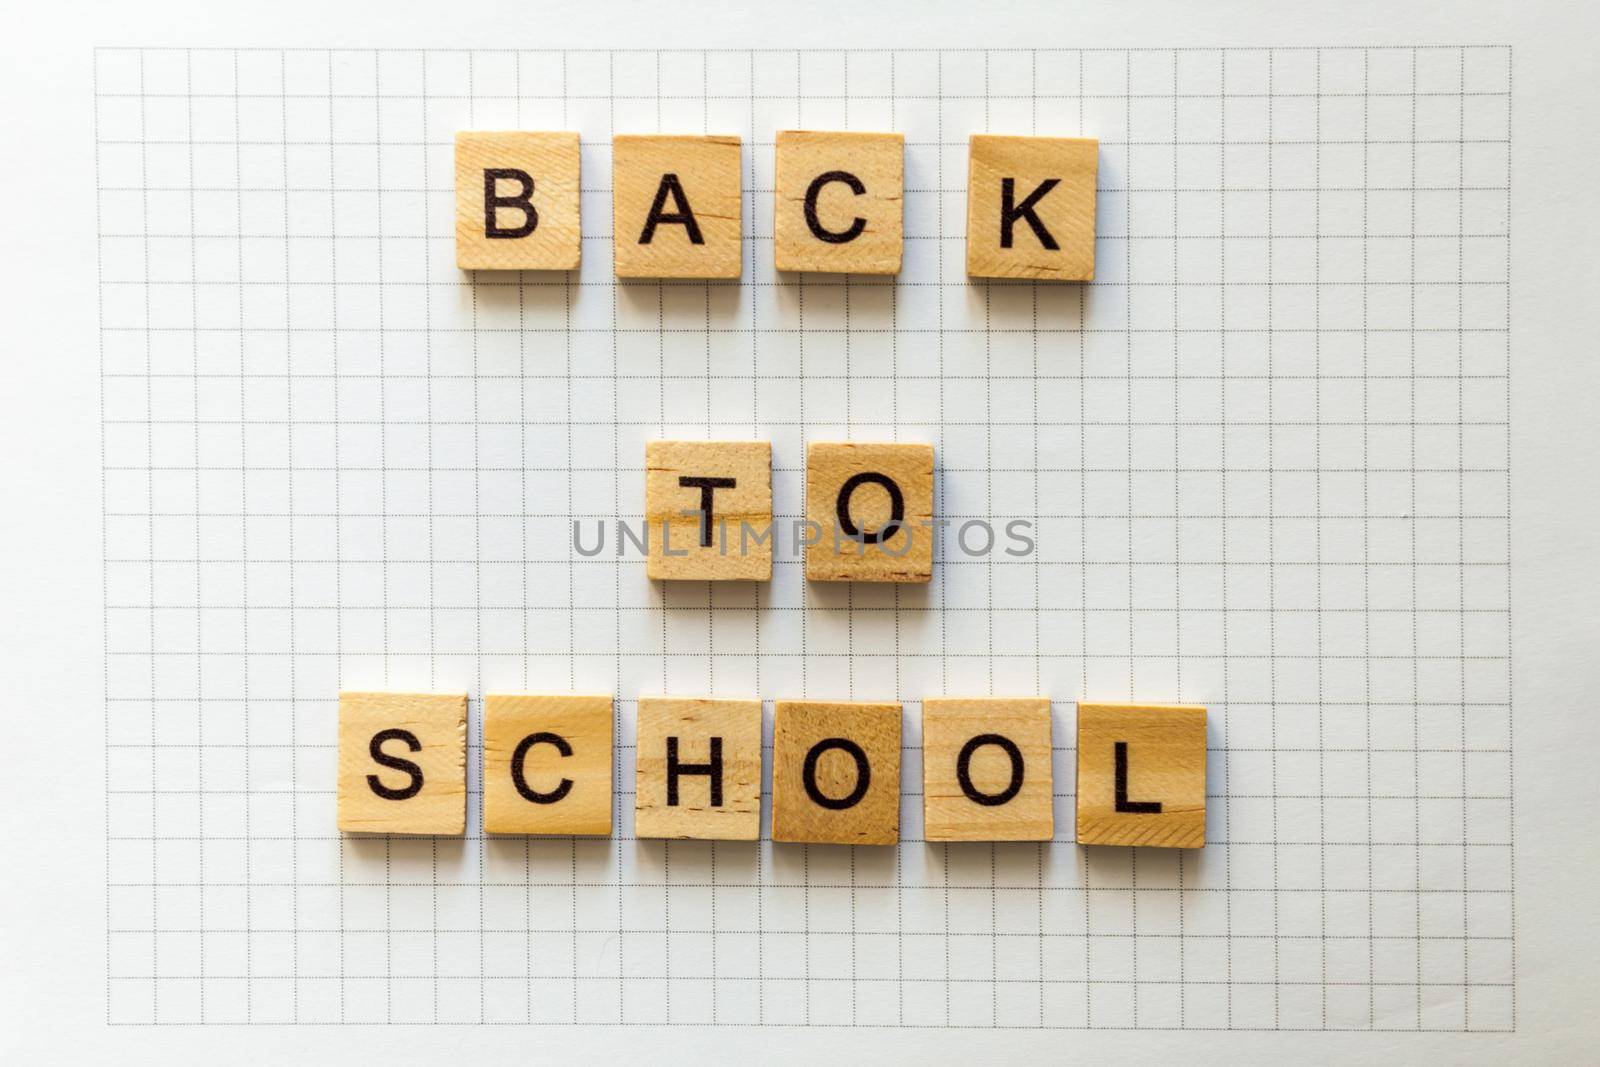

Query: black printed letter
left=836, top=472, right=906, bottom=545
left=511, top=731, right=574, bottom=805
left=1114, top=741, right=1162, bottom=813
left=367, top=728, right=424, bottom=801
left=678, top=476, right=737, bottom=547
left=803, top=170, right=868, bottom=243
left=956, top=733, right=1025, bottom=806
left=666, top=736, right=724, bottom=807
left=639, top=173, right=704, bottom=245
left=484, top=168, right=537, bottom=239
left=802, top=737, right=871, bottom=810
left=999, top=177, right=1060, bottom=250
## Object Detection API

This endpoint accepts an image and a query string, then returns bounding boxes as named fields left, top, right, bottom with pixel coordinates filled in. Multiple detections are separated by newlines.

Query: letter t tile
left=645, top=440, right=772, bottom=580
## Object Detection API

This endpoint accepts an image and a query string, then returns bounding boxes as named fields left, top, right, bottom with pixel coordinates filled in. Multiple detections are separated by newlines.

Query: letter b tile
left=454, top=131, right=581, bottom=271
left=772, top=700, right=901, bottom=845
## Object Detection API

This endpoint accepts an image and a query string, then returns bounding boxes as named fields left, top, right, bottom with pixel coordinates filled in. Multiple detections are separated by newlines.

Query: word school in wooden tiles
left=338, top=694, right=1207, bottom=849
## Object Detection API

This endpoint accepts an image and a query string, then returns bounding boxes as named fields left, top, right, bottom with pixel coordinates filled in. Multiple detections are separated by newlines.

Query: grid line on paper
left=1410, top=47, right=1422, bottom=1033
left=1220, top=48, right=1234, bottom=1030
left=1172, top=47, right=1190, bottom=1031
left=1313, top=45, right=1327, bottom=1030
left=96, top=45, right=1514, bottom=1031
left=1501, top=45, right=1516, bottom=1037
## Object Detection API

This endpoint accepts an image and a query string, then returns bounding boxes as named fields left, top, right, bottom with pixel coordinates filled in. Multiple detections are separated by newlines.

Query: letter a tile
left=337, top=691, right=467, bottom=835
left=455, top=131, right=581, bottom=270
left=1075, top=702, right=1206, bottom=848
left=966, top=134, right=1097, bottom=281
left=645, top=440, right=773, bottom=580
left=635, top=697, right=763, bottom=840
left=613, top=134, right=742, bottom=278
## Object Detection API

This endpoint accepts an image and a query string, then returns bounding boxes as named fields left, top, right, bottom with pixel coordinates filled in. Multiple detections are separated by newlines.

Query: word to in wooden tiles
left=628, top=440, right=940, bottom=583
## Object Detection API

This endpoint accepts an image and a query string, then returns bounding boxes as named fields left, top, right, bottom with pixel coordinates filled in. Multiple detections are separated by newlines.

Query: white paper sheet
left=3, top=0, right=1598, bottom=1061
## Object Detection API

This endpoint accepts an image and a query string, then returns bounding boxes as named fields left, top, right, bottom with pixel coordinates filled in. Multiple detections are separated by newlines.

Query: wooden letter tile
left=966, top=134, right=1097, bottom=281
left=1075, top=702, right=1206, bottom=848
left=613, top=134, right=742, bottom=278
left=922, top=697, right=1053, bottom=841
left=805, top=442, right=934, bottom=583
left=774, top=130, right=904, bottom=274
left=483, top=694, right=614, bottom=836
left=645, top=440, right=772, bottom=580
left=771, top=700, right=901, bottom=845
left=338, top=691, right=466, bottom=834
left=634, top=697, right=763, bottom=840
left=455, top=131, right=581, bottom=271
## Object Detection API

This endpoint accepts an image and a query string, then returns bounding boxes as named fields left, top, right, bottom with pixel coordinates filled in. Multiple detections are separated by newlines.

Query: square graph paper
left=96, top=46, right=1513, bottom=1030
